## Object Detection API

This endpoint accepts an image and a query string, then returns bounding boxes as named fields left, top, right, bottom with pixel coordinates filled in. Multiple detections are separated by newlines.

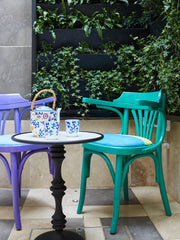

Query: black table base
left=12, top=131, right=103, bottom=240
left=35, top=230, right=83, bottom=240
left=35, top=145, right=84, bottom=240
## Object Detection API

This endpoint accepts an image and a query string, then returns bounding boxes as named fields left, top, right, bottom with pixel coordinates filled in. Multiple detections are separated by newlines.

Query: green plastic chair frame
left=77, top=90, right=171, bottom=234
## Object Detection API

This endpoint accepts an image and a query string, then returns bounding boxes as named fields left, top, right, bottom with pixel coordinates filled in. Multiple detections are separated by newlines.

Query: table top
left=12, top=131, right=103, bottom=145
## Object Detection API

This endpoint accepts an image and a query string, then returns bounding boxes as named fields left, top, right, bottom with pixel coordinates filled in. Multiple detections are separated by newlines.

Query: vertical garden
left=32, top=0, right=180, bottom=116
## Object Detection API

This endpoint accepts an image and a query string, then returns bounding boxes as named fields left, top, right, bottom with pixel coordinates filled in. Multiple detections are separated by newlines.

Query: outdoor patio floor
left=0, top=186, right=180, bottom=240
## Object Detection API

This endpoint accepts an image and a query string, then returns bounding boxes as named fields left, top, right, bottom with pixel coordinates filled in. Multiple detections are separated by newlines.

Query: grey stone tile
left=0, top=220, right=14, bottom=240
left=84, top=188, right=140, bottom=205
left=0, top=47, right=32, bottom=96
left=65, top=218, right=84, bottom=229
left=101, top=217, right=163, bottom=240
left=0, top=188, right=29, bottom=206
left=66, top=218, right=85, bottom=239
left=0, top=0, right=31, bottom=46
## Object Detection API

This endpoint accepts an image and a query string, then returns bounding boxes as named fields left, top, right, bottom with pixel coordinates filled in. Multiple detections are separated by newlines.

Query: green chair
left=77, top=90, right=171, bottom=234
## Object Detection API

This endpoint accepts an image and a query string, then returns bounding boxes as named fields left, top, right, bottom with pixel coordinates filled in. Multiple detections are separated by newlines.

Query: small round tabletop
left=12, top=131, right=103, bottom=145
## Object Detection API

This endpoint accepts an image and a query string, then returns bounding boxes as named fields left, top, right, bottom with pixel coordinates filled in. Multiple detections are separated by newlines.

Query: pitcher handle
left=31, top=89, right=56, bottom=111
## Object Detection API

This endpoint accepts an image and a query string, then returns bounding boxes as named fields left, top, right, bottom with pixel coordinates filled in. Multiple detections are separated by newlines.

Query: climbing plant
left=33, top=0, right=180, bottom=115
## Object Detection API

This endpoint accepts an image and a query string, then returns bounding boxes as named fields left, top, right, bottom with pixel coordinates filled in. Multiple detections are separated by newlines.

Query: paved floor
left=0, top=186, right=180, bottom=240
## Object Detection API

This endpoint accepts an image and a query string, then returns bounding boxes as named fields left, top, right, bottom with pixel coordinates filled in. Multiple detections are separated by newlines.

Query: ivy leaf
left=96, top=23, right=103, bottom=40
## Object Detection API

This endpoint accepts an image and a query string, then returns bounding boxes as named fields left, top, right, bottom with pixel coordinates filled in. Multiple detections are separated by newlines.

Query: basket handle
left=31, top=89, right=56, bottom=111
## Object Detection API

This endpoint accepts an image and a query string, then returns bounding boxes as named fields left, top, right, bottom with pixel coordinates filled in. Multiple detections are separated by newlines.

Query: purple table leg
left=35, top=145, right=83, bottom=240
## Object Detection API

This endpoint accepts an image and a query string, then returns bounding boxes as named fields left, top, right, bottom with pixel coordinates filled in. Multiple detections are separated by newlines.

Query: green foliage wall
left=33, top=0, right=180, bottom=115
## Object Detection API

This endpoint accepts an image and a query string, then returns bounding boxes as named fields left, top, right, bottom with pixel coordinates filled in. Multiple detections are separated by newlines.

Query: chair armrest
left=82, top=97, right=122, bottom=116
left=83, top=97, right=164, bottom=113
left=82, top=98, right=115, bottom=107
left=83, top=98, right=124, bottom=133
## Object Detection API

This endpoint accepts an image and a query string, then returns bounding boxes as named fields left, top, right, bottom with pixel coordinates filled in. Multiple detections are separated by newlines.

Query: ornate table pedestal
left=12, top=131, right=103, bottom=240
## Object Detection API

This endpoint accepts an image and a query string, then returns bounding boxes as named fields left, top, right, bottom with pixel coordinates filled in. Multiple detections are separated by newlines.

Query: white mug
left=65, top=119, right=80, bottom=137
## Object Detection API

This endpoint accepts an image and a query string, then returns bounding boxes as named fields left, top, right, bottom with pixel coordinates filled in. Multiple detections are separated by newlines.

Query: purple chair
left=0, top=93, right=55, bottom=230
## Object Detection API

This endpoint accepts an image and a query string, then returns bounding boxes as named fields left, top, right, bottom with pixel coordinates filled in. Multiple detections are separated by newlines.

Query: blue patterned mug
left=65, top=119, right=80, bottom=137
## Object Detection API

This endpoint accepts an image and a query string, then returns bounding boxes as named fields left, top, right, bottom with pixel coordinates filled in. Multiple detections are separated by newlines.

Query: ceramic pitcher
left=30, top=89, right=61, bottom=138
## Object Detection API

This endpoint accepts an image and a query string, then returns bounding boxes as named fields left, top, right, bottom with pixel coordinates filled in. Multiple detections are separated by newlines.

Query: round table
left=12, top=131, right=103, bottom=240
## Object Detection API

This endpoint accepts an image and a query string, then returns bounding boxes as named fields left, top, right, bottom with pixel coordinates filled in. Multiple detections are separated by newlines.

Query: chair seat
left=87, top=134, right=152, bottom=147
left=0, top=134, right=50, bottom=152
left=95, top=134, right=152, bottom=147
left=83, top=134, right=152, bottom=155
left=0, top=134, right=26, bottom=145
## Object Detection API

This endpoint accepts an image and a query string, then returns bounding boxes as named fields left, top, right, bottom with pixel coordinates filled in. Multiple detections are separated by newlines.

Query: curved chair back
left=114, top=91, right=167, bottom=144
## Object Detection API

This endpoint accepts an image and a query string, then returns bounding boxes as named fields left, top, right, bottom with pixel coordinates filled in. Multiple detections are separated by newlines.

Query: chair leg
left=123, top=156, right=129, bottom=201
left=123, top=173, right=129, bottom=201
left=18, top=178, right=22, bottom=199
left=156, top=149, right=171, bottom=216
left=77, top=150, right=92, bottom=214
left=110, top=156, right=123, bottom=234
left=16, top=152, right=22, bottom=198
left=11, top=153, right=22, bottom=230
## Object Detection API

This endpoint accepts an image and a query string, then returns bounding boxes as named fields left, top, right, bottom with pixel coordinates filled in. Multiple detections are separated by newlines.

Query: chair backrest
left=114, top=90, right=166, bottom=144
left=83, top=90, right=166, bottom=145
left=114, top=90, right=165, bottom=109
left=0, top=93, right=54, bottom=135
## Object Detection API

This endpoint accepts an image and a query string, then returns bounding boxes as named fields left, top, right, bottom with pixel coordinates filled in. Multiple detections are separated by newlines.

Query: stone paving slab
left=84, top=188, right=140, bottom=205
left=101, top=217, right=163, bottom=240
left=0, top=188, right=29, bottom=206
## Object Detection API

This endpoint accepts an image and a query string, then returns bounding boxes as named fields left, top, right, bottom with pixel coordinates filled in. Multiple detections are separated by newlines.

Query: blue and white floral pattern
left=45, top=121, right=59, bottom=139
left=65, top=120, right=79, bottom=136
left=31, top=109, right=59, bottom=138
